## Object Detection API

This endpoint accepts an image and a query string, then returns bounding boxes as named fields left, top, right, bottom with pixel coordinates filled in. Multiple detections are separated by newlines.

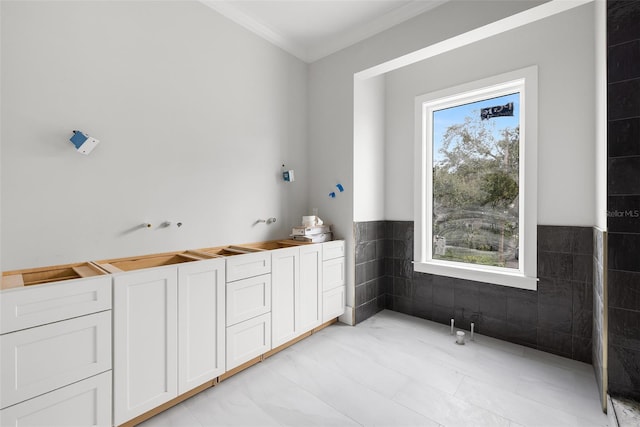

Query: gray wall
left=606, top=0, right=640, bottom=401
left=1, top=1, right=308, bottom=270
left=384, top=2, right=597, bottom=226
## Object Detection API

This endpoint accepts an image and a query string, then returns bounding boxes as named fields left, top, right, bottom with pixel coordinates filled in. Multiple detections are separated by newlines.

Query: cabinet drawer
left=323, top=240, right=345, bottom=261
left=225, top=252, right=271, bottom=282
left=226, top=313, right=271, bottom=370
left=322, top=287, right=346, bottom=323
left=1, top=311, right=112, bottom=409
left=0, top=371, right=112, bottom=427
left=0, top=276, right=111, bottom=334
left=322, top=257, right=346, bottom=291
left=226, top=274, right=271, bottom=326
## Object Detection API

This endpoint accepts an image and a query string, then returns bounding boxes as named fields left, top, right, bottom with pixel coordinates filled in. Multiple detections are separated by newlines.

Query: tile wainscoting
left=607, top=0, right=640, bottom=402
left=354, top=221, right=594, bottom=363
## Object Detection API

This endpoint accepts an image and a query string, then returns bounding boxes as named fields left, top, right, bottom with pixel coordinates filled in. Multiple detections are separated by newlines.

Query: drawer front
left=226, top=313, right=271, bottom=370
left=0, top=371, right=112, bottom=427
left=322, top=240, right=344, bottom=261
left=322, top=257, right=346, bottom=291
left=322, top=287, right=346, bottom=323
left=226, top=274, right=271, bottom=327
left=1, top=311, right=112, bottom=409
left=226, top=252, right=271, bottom=282
left=0, top=276, right=111, bottom=334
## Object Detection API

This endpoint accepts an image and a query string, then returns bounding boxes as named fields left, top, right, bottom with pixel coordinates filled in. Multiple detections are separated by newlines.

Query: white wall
left=595, top=0, right=607, bottom=230
left=384, top=2, right=596, bottom=225
left=1, top=1, right=308, bottom=270
left=354, top=75, right=385, bottom=221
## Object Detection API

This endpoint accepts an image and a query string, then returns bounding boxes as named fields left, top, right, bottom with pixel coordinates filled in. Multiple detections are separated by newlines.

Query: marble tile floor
left=140, top=310, right=608, bottom=427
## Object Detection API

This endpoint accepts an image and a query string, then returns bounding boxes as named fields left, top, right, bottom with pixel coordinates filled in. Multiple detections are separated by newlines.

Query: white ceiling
left=200, top=0, right=448, bottom=63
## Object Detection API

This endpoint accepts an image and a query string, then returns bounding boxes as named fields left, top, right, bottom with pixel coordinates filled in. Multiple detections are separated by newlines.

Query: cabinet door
left=225, top=251, right=271, bottom=282
left=271, top=247, right=299, bottom=348
left=226, top=274, right=271, bottom=326
left=226, top=313, right=271, bottom=370
left=298, top=244, right=322, bottom=333
left=113, top=267, right=178, bottom=426
left=1, top=311, right=111, bottom=409
left=323, top=286, right=346, bottom=322
left=323, top=240, right=345, bottom=261
left=323, top=257, right=346, bottom=291
left=178, top=259, right=225, bottom=394
left=0, top=275, right=111, bottom=335
left=0, top=371, right=112, bottom=427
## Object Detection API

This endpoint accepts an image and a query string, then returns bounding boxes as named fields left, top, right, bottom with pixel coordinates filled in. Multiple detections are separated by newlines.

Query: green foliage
left=432, top=112, right=520, bottom=267
left=482, top=171, right=519, bottom=207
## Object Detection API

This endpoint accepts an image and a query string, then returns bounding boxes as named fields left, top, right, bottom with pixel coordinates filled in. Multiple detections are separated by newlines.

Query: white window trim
left=414, top=66, right=538, bottom=290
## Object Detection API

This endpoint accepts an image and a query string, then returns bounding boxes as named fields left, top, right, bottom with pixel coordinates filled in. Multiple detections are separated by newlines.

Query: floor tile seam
left=520, top=349, right=592, bottom=374
left=383, top=393, right=442, bottom=427
left=511, top=380, right=607, bottom=424
left=455, top=375, right=605, bottom=427
left=166, top=403, right=205, bottom=427
left=260, top=356, right=365, bottom=427
left=182, top=386, right=285, bottom=427
left=453, top=377, right=563, bottom=426
left=445, top=376, right=527, bottom=426
left=515, top=373, right=600, bottom=400
left=283, top=340, right=420, bottom=403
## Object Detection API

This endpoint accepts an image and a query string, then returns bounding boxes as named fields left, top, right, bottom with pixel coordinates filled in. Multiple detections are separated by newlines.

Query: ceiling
left=200, top=0, right=448, bottom=63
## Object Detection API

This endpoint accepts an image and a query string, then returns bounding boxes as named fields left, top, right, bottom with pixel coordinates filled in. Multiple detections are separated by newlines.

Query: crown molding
left=200, top=0, right=447, bottom=63
left=199, top=0, right=310, bottom=61
left=306, top=0, right=448, bottom=62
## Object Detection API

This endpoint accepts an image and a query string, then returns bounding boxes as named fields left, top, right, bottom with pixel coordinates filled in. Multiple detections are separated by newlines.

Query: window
left=414, top=67, right=538, bottom=290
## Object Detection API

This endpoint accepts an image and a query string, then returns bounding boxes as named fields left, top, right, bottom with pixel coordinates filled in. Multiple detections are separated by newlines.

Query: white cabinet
left=226, top=312, right=271, bottom=369
left=113, top=266, right=178, bottom=425
left=178, top=258, right=226, bottom=394
left=298, top=244, right=323, bottom=332
left=0, top=267, right=112, bottom=427
left=271, top=247, right=299, bottom=347
left=322, top=286, right=346, bottom=322
left=113, top=259, right=225, bottom=425
left=322, top=241, right=346, bottom=322
left=224, top=252, right=272, bottom=370
left=226, top=274, right=271, bottom=326
left=0, top=372, right=112, bottom=427
left=271, top=244, right=323, bottom=348
left=1, top=311, right=111, bottom=409
left=225, top=251, right=271, bottom=282
left=0, top=275, right=111, bottom=335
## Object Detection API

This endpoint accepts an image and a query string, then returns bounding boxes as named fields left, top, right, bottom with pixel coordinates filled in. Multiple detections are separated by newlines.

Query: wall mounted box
left=69, top=130, right=99, bottom=155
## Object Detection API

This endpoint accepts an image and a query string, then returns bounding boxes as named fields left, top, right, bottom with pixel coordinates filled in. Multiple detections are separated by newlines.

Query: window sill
left=414, top=260, right=538, bottom=290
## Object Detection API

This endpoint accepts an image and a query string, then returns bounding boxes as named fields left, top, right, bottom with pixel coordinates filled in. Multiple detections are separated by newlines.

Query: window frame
left=414, top=66, right=538, bottom=290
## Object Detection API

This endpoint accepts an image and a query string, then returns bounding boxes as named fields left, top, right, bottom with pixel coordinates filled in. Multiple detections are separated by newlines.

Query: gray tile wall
left=607, top=0, right=640, bottom=401
left=354, top=221, right=386, bottom=323
left=353, top=221, right=595, bottom=363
